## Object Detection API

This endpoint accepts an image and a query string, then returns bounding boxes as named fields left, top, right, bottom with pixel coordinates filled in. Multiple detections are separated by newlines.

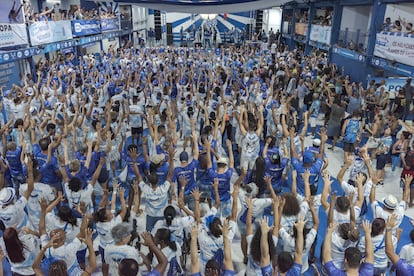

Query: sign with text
left=309, top=24, right=331, bottom=45
left=374, top=32, right=414, bottom=66
left=101, top=18, right=120, bottom=32
left=29, top=21, right=72, bottom=46
left=0, top=61, right=20, bottom=90
left=71, top=20, right=101, bottom=37
left=0, top=24, right=28, bottom=48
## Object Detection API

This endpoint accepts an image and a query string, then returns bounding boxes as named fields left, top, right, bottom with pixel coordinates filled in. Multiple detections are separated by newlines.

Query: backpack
left=344, top=119, right=360, bottom=144
left=167, top=256, right=184, bottom=276
left=41, top=248, right=59, bottom=276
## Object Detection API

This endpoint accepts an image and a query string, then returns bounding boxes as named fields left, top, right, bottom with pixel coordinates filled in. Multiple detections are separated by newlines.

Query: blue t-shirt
left=324, top=261, right=374, bottom=276
left=292, top=157, right=323, bottom=196
left=144, top=269, right=161, bottom=276
left=265, top=157, right=288, bottom=187
left=207, top=168, right=233, bottom=202
left=190, top=270, right=234, bottom=276
left=396, top=259, right=414, bottom=275
left=147, top=162, right=170, bottom=185
left=33, top=144, right=61, bottom=186
left=262, top=263, right=302, bottom=276
left=6, top=147, right=23, bottom=176
left=65, top=165, right=89, bottom=189
left=122, top=152, right=146, bottom=178
left=173, top=159, right=199, bottom=195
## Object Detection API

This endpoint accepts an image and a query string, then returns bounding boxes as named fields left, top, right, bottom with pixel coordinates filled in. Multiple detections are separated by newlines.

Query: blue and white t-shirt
left=139, top=180, right=171, bottom=217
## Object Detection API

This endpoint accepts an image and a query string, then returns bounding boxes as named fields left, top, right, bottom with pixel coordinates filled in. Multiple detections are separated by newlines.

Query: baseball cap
left=312, top=138, right=321, bottom=147
left=217, top=157, right=229, bottom=166
left=303, top=150, right=314, bottom=165
left=151, top=153, right=165, bottom=164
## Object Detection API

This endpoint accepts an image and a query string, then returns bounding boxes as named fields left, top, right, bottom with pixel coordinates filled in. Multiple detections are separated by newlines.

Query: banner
left=101, top=18, right=120, bottom=32
left=29, top=21, right=72, bottom=46
left=309, top=24, right=331, bottom=45
left=71, top=20, right=101, bottom=37
left=367, top=77, right=408, bottom=92
left=374, top=32, right=414, bottom=66
left=0, top=61, right=20, bottom=90
left=0, top=0, right=24, bottom=24
left=295, top=23, right=307, bottom=36
left=0, top=24, right=28, bottom=48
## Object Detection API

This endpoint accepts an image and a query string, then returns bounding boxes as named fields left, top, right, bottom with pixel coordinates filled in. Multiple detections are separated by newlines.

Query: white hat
left=383, top=195, right=398, bottom=210
left=217, top=157, right=228, bottom=166
left=0, top=188, right=16, bottom=205
left=312, top=138, right=321, bottom=147
left=150, top=153, right=165, bottom=164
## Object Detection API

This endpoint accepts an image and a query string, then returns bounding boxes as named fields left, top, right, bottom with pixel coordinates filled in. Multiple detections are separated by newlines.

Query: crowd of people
left=0, top=36, right=413, bottom=276
left=22, top=2, right=117, bottom=23
left=382, top=16, right=414, bottom=34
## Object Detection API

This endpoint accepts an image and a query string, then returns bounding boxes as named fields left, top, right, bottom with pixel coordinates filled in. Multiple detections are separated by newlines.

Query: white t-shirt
left=20, top=182, right=55, bottom=229
left=129, top=104, right=143, bottom=128
left=105, top=244, right=142, bottom=276
left=359, top=233, right=397, bottom=269
left=152, top=216, right=194, bottom=246
left=371, top=200, right=405, bottom=234
left=400, top=243, right=414, bottom=265
left=64, top=183, right=94, bottom=212
left=331, top=230, right=357, bottom=270
left=139, top=181, right=171, bottom=217
left=45, top=213, right=82, bottom=245
left=0, top=233, right=39, bottom=275
left=245, top=233, right=278, bottom=276
left=96, top=215, right=123, bottom=248
left=41, top=234, right=82, bottom=271
left=241, top=132, right=260, bottom=157
left=0, top=197, right=30, bottom=230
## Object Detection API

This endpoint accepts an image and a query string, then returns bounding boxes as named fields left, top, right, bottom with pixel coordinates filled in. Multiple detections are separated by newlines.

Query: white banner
left=28, top=21, right=72, bottom=46
left=309, top=24, right=331, bottom=44
left=374, top=32, right=414, bottom=66
left=0, top=24, right=28, bottom=48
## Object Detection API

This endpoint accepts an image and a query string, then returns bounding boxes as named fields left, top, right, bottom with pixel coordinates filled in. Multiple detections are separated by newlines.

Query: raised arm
left=321, top=171, right=332, bottom=211
left=293, top=216, right=305, bottom=265
left=141, top=232, right=168, bottom=275
left=221, top=219, right=234, bottom=272
left=246, top=198, right=254, bottom=236
left=22, top=158, right=34, bottom=200
left=385, top=214, right=400, bottom=265
left=190, top=224, right=200, bottom=274
left=322, top=222, right=336, bottom=263
left=82, top=228, right=97, bottom=276
left=259, top=217, right=271, bottom=268
left=361, top=220, right=374, bottom=264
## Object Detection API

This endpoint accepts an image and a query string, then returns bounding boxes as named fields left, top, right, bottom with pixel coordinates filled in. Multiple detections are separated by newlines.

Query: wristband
left=386, top=228, right=393, bottom=232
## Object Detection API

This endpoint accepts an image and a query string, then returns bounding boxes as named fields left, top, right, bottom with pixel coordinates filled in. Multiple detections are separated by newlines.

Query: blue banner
left=0, top=61, right=20, bottom=90
left=101, top=18, right=120, bottom=32
left=332, top=47, right=366, bottom=63
left=28, top=21, right=72, bottom=46
left=71, top=20, right=101, bottom=37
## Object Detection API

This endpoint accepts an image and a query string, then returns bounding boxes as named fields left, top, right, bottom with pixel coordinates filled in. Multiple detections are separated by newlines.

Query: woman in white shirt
left=0, top=227, right=39, bottom=276
left=358, top=218, right=397, bottom=275
left=153, top=228, right=183, bottom=275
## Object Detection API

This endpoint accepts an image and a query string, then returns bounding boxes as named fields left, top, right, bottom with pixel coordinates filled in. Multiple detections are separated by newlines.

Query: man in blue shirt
left=5, top=140, right=25, bottom=193
left=206, top=139, right=234, bottom=218
left=290, top=128, right=327, bottom=196
left=173, top=132, right=199, bottom=211
left=262, top=139, right=288, bottom=194
left=32, top=137, right=62, bottom=192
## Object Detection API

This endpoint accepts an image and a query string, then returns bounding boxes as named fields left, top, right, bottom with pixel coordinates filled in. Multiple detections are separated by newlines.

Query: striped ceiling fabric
left=114, top=0, right=287, bottom=13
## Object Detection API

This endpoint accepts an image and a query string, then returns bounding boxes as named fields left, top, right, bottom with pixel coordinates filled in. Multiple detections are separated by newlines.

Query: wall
left=340, top=6, right=371, bottom=47
left=267, top=7, right=282, bottom=32
left=132, top=6, right=147, bottom=31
